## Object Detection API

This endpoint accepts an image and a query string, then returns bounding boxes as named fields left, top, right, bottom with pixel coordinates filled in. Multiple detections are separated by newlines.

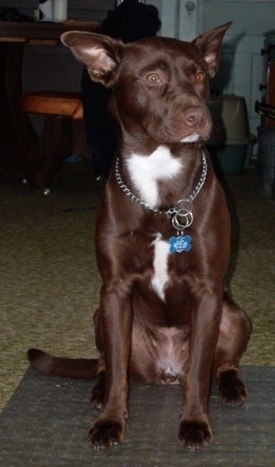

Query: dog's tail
left=27, top=348, right=98, bottom=379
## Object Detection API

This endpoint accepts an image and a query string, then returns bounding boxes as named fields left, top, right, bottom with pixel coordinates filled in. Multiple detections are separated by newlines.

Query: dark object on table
left=0, top=7, right=34, bottom=22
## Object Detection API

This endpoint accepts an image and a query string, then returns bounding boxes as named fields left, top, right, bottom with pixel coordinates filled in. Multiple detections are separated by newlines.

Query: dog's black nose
left=182, top=106, right=208, bottom=128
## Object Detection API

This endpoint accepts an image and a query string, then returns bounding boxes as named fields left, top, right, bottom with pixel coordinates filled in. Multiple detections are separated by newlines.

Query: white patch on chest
left=151, top=234, right=170, bottom=301
left=126, top=145, right=182, bottom=209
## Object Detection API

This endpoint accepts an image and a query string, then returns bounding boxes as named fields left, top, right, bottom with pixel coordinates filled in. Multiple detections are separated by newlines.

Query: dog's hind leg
left=214, top=292, right=252, bottom=406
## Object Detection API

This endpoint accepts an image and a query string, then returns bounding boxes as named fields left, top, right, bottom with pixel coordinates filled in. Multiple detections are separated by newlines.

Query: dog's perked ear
left=193, top=21, right=232, bottom=78
left=61, top=31, right=123, bottom=86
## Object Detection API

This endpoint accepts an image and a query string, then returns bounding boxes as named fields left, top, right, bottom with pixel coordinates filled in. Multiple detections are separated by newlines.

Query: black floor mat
left=0, top=366, right=274, bottom=466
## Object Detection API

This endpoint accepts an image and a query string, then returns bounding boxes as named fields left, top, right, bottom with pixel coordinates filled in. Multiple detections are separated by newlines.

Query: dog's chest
left=126, top=146, right=186, bottom=302
left=126, top=145, right=182, bottom=209
left=151, top=234, right=170, bottom=301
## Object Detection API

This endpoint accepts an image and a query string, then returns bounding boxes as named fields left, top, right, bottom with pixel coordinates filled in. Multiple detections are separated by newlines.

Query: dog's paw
left=219, top=370, right=248, bottom=407
left=178, top=420, right=212, bottom=450
left=87, top=418, right=125, bottom=450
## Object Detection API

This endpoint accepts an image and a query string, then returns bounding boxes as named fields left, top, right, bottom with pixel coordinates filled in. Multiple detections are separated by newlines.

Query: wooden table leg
left=0, top=42, right=38, bottom=176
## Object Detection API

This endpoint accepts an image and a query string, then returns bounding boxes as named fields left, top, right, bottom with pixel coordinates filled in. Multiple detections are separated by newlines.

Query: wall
left=149, top=0, right=275, bottom=141
left=201, top=0, right=275, bottom=138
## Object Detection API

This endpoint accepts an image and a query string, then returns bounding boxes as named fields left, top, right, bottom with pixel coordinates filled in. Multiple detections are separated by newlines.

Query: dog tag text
left=169, top=235, right=192, bottom=253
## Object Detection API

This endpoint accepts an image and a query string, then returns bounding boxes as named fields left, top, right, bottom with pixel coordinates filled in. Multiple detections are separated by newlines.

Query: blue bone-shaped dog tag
left=169, top=235, right=192, bottom=253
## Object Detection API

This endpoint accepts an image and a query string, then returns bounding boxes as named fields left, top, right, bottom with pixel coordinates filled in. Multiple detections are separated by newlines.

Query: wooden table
left=0, top=21, right=99, bottom=187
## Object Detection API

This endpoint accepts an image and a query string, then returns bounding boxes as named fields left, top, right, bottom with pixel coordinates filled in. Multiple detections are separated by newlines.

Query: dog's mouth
left=146, top=121, right=211, bottom=145
left=156, top=107, right=212, bottom=144
left=180, top=133, right=201, bottom=143
left=178, top=127, right=211, bottom=144
left=149, top=128, right=210, bottom=145
left=140, top=105, right=212, bottom=145
left=178, top=105, right=212, bottom=143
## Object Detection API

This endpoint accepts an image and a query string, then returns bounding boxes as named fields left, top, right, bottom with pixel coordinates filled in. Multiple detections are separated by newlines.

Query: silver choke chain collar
left=115, top=152, right=207, bottom=237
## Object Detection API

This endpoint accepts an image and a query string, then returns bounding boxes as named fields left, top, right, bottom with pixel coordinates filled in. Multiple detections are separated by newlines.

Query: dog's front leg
left=178, top=289, right=222, bottom=450
left=88, top=285, right=133, bottom=450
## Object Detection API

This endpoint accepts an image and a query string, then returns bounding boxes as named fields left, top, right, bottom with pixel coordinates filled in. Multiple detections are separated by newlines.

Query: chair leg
left=35, top=115, right=72, bottom=189
left=23, top=115, right=72, bottom=190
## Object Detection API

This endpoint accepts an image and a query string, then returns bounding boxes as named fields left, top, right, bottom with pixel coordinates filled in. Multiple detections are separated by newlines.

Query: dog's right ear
left=61, top=31, right=123, bottom=86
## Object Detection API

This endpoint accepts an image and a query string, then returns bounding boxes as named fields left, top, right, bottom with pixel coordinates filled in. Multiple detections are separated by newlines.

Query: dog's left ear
left=193, top=22, right=232, bottom=78
left=61, top=31, right=123, bottom=86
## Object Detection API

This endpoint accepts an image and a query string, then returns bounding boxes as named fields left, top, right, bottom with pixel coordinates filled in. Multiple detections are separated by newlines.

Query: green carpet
left=0, top=159, right=275, bottom=413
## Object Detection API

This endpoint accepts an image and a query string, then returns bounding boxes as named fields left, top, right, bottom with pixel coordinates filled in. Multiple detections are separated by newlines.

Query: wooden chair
left=21, top=91, right=83, bottom=193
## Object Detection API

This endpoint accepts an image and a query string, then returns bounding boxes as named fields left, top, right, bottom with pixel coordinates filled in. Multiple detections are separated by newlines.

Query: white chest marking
left=151, top=234, right=170, bottom=301
left=127, top=145, right=182, bottom=209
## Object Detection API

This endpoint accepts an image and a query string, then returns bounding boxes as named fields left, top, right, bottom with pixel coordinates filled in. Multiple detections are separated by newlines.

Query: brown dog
left=28, top=23, right=252, bottom=451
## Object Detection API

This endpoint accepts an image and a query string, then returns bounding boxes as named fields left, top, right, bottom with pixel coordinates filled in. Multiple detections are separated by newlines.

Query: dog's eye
left=146, top=73, right=161, bottom=84
left=194, top=71, right=205, bottom=83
